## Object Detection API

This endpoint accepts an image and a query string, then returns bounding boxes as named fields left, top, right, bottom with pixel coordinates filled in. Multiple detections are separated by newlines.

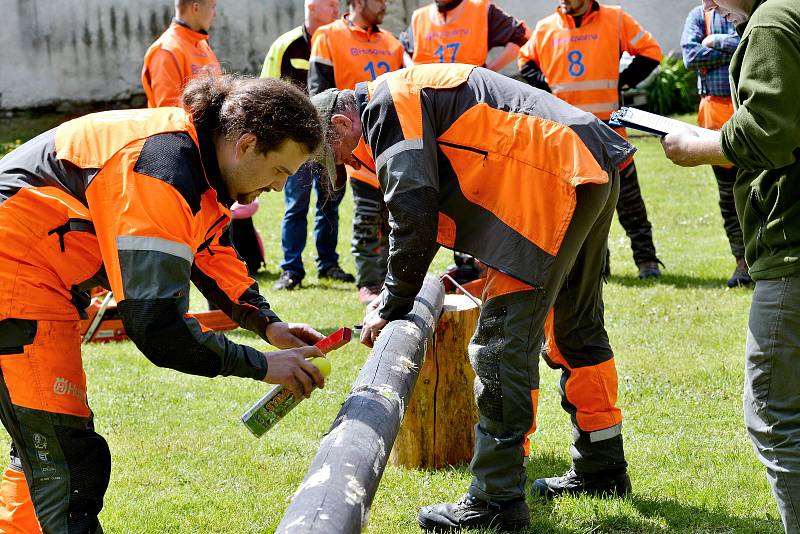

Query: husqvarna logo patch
left=53, top=377, right=86, bottom=402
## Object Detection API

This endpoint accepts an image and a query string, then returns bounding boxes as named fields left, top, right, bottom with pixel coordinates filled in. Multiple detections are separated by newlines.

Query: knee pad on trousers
left=30, top=425, right=111, bottom=533
left=58, top=426, right=110, bottom=527
left=353, top=210, right=382, bottom=239
left=470, top=310, right=506, bottom=424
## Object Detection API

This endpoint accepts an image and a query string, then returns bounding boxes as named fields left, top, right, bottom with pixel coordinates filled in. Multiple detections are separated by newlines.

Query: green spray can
left=241, top=328, right=349, bottom=437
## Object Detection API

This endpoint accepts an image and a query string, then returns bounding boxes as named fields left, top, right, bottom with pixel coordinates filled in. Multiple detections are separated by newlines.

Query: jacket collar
left=196, top=126, right=234, bottom=208
left=342, top=13, right=381, bottom=37
left=172, top=19, right=210, bottom=43
left=556, top=1, right=600, bottom=29
left=737, top=0, right=767, bottom=35
left=355, top=82, right=371, bottom=119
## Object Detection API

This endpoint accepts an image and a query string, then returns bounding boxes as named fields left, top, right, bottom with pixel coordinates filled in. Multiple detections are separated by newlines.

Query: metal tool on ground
left=240, top=327, right=352, bottom=437
left=81, top=291, right=115, bottom=344
left=79, top=292, right=239, bottom=343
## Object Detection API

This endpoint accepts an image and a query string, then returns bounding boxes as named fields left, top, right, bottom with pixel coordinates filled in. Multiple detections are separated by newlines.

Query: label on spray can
left=241, top=328, right=350, bottom=438
left=241, top=384, right=303, bottom=437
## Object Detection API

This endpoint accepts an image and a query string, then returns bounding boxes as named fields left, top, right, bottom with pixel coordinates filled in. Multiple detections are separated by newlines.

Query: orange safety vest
left=142, top=22, right=222, bottom=108
left=409, top=0, right=490, bottom=65
left=310, top=16, right=405, bottom=92
left=310, top=15, right=404, bottom=187
left=519, top=5, right=661, bottom=121
left=361, top=64, right=629, bottom=285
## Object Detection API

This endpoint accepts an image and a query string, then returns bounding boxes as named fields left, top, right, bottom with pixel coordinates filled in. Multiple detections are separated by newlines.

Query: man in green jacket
left=662, top=1, right=800, bottom=531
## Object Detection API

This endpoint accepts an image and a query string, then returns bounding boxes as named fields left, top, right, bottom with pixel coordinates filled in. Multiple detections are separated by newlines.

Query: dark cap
left=310, top=88, right=342, bottom=189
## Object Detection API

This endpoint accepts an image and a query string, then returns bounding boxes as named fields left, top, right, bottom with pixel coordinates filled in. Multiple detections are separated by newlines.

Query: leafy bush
left=1, top=140, right=21, bottom=158
left=645, top=56, right=699, bottom=115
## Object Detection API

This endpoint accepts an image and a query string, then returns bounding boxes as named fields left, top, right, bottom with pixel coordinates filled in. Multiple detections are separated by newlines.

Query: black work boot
left=272, top=270, right=302, bottom=291
left=531, top=468, right=631, bottom=499
left=727, top=256, right=753, bottom=288
left=418, top=493, right=530, bottom=532
left=318, top=263, right=355, bottom=283
left=637, top=260, right=661, bottom=279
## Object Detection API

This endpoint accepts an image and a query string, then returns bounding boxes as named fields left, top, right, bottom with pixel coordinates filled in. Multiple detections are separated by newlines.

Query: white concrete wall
left=492, top=0, right=699, bottom=55
left=0, top=0, right=699, bottom=110
left=0, top=0, right=305, bottom=109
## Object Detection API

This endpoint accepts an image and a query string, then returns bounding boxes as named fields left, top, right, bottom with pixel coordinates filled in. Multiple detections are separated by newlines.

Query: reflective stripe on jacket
left=142, top=21, right=222, bottom=108
left=260, top=25, right=312, bottom=91
left=355, top=64, right=635, bottom=318
left=519, top=5, right=661, bottom=120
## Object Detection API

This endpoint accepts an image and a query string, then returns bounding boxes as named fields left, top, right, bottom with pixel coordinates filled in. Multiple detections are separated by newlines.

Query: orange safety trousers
left=467, top=168, right=625, bottom=502
left=698, top=95, right=735, bottom=170
left=0, top=319, right=108, bottom=533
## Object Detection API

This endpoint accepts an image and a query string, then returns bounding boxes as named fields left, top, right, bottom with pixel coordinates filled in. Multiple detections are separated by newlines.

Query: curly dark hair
left=182, top=73, right=323, bottom=156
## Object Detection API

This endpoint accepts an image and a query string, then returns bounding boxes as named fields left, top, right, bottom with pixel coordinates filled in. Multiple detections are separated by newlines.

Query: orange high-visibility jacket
left=309, top=15, right=405, bottom=187
left=354, top=64, right=634, bottom=319
left=518, top=5, right=661, bottom=121
left=408, top=0, right=490, bottom=65
left=0, top=108, right=280, bottom=379
left=142, top=21, right=222, bottom=108
left=404, top=0, right=530, bottom=66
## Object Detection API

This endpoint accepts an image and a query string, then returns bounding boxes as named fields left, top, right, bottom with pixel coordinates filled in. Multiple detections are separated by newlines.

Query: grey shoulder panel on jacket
left=0, top=128, right=98, bottom=206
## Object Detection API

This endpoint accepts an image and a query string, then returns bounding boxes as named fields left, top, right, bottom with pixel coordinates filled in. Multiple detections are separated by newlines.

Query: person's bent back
left=0, top=74, right=328, bottom=532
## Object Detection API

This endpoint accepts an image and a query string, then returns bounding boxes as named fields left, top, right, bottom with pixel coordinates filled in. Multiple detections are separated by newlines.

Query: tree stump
left=390, top=293, right=480, bottom=469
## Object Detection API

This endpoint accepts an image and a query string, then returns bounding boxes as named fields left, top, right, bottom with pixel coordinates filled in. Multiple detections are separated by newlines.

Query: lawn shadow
left=624, top=494, right=782, bottom=533
left=384, top=453, right=779, bottom=533
left=252, top=270, right=279, bottom=283
left=609, top=272, right=749, bottom=290
left=527, top=453, right=780, bottom=533
left=525, top=489, right=781, bottom=534
left=250, top=270, right=357, bottom=293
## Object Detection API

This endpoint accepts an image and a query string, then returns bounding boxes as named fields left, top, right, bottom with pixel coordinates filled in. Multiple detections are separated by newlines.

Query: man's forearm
left=486, top=43, right=520, bottom=72
left=662, top=129, right=732, bottom=167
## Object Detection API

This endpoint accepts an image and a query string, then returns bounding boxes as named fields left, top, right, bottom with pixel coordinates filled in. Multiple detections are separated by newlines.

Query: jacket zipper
left=438, top=140, right=489, bottom=159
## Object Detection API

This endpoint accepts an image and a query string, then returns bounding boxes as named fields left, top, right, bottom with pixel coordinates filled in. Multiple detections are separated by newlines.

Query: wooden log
left=275, top=275, right=445, bottom=534
left=390, top=293, right=480, bottom=469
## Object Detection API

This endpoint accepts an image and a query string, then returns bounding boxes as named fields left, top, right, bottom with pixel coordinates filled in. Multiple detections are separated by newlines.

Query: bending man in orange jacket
left=314, top=64, right=635, bottom=531
left=0, top=75, right=336, bottom=533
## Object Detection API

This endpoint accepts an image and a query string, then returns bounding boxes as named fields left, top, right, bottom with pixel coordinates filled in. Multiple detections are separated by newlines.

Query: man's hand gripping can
left=241, top=327, right=351, bottom=437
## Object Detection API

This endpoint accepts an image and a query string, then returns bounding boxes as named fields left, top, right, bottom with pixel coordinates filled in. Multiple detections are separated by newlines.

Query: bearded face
left=435, top=0, right=464, bottom=13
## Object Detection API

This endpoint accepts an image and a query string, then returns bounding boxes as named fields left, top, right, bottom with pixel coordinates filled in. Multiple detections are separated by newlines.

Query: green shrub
left=645, top=56, right=699, bottom=115
left=1, top=140, right=21, bottom=157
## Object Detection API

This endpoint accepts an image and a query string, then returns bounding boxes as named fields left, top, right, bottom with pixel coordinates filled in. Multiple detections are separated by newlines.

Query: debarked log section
left=275, top=275, right=445, bottom=534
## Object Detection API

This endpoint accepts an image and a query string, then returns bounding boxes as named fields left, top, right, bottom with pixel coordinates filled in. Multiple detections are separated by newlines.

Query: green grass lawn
left=0, top=113, right=67, bottom=156
left=0, top=117, right=781, bottom=533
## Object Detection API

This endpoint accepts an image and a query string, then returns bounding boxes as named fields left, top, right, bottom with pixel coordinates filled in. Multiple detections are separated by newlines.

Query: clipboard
left=610, top=107, right=717, bottom=137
